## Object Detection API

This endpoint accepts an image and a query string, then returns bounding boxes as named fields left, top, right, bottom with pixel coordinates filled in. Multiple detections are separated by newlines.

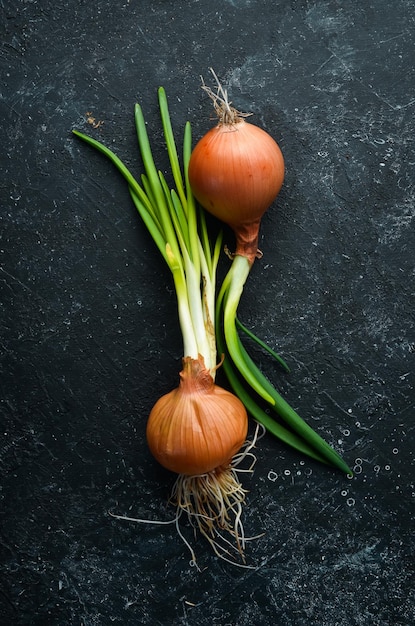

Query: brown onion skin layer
left=146, top=355, right=248, bottom=476
left=188, top=119, right=284, bottom=262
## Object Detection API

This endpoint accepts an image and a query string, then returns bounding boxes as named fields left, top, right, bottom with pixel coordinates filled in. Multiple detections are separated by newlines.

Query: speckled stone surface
left=1, top=1, right=414, bottom=624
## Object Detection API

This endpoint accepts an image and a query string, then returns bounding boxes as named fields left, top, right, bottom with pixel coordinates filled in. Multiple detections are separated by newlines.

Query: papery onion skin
left=146, top=355, right=248, bottom=476
left=188, top=119, right=284, bottom=262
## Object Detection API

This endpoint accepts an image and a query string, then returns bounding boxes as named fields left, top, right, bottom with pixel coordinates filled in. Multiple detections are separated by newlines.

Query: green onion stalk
left=216, top=255, right=352, bottom=474
left=74, top=90, right=220, bottom=374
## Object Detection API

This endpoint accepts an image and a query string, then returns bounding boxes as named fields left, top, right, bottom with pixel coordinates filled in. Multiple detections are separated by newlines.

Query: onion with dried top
left=189, top=118, right=284, bottom=263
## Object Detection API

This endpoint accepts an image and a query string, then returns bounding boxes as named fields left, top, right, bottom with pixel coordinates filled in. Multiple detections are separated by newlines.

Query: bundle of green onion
left=73, top=85, right=353, bottom=563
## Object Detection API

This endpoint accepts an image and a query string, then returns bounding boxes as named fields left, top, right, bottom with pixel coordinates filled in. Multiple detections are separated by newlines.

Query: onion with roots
left=146, top=353, right=258, bottom=562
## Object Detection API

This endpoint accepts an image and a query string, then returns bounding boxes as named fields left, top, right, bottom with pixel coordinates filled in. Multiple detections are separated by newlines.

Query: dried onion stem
left=201, top=67, right=252, bottom=126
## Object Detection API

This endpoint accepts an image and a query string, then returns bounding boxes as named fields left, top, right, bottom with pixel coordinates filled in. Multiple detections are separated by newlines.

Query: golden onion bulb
left=146, top=356, right=248, bottom=476
left=189, top=119, right=284, bottom=230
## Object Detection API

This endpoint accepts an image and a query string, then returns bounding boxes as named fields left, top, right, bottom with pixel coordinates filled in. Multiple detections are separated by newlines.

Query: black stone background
left=1, top=1, right=414, bottom=624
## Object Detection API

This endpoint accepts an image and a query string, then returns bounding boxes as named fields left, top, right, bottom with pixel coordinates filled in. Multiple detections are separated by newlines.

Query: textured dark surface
left=1, top=1, right=415, bottom=624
